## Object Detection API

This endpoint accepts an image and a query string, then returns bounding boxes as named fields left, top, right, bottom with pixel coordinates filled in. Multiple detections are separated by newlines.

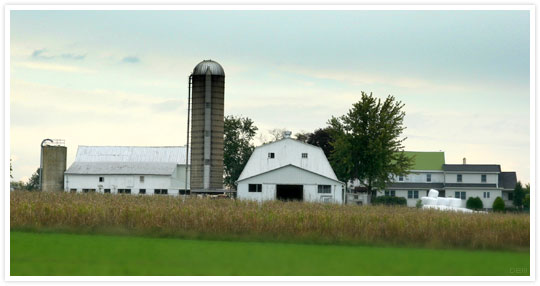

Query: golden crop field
left=10, top=191, right=529, bottom=250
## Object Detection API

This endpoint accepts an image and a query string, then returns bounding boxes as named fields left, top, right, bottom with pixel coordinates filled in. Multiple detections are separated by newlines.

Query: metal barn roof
left=65, top=162, right=177, bottom=175
left=65, top=146, right=188, bottom=175
left=74, top=146, right=188, bottom=164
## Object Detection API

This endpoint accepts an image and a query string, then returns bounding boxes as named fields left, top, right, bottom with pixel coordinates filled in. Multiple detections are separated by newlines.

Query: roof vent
left=283, top=131, right=292, bottom=139
left=463, top=157, right=466, bottom=165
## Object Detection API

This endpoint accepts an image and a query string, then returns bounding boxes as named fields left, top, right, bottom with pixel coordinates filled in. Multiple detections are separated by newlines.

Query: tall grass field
left=10, top=191, right=529, bottom=250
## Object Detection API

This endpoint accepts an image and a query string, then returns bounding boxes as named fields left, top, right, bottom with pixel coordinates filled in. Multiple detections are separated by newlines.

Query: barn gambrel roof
left=237, top=138, right=339, bottom=182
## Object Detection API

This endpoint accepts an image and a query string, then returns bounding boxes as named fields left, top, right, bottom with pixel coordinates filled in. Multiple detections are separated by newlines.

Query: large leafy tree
left=224, top=115, right=258, bottom=189
left=306, top=128, right=334, bottom=159
left=327, top=92, right=413, bottom=195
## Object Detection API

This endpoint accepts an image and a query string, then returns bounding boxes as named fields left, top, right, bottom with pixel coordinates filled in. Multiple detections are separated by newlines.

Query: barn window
left=179, top=190, right=190, bottom=195
left=104, top=189, right=111, bottom=193
left=154, top=189, right=168, bottom=195
left=317, top=185, right=331, bottom=194
left=205, top=102, right=210, bottom=108
left=118, top=189, right=131, bottom=194
left=302, top=153, right=308, bottom=158
left=70, top=188, right=77, bottom=193
left=140, top=176, right=144, bottom=183
left=248, top=184, right=262, bottom=192
left=139, top=189, right=146, bottom=194
left=268, top=152, right=275, bottom=159
left=99, top=177, right=104, bottom=182
left=82, top=189, right=96, bottom=193
left=204, top=159, right=210, bottom=165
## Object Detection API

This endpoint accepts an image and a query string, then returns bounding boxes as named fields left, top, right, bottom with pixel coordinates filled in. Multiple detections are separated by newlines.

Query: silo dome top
left=193, top=60, right=225, bottom=76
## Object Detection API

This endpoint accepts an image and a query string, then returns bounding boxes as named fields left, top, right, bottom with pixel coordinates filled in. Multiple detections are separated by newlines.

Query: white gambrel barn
left=236, top=135, right=345, bottom=203
left=64, top=146, right=190, bottom=195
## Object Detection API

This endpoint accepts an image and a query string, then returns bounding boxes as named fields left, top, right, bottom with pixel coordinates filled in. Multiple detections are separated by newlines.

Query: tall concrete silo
left=188, top=60, right=225, bottom=192
left=40, top=139, right=67, bottom=192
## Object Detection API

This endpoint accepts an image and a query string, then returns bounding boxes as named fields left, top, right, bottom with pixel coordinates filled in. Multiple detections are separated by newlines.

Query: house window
left=407, top=190, right=419, bottom=199
left=318, top=185, right=331, bottom=194
left=384, top=190, right=396, bottom=197
left=139, top=189, right=146, bottom=194
left=457, top=174, right=462, bottom=182
left=438, top=190, right=446, bottom=197
left=154, top=189, right=168, bottom=195
left=70, top=188, right=77, bottom=193
left=353, top=195, right=359, bottom=200
left=248, top=184, right=262, bottom=193
left=426, top=174, right=431, bottom=182
left=302, top=153, right=308, bottom=158
left=483, top=191, right=490, bottom=198
left=99, top=177, right=104, bottom=182
left=118, top=189, right=131, bottom=194
left=179, top=190, right=190, bottom=195
left=508, top=192, right=514, bottom=200
left=140, top=176, right=144, bottom=183
left=481, top=174, right=486, bottom=183
left=455, top=191, right=466, bottom=200
left=268, top=152, right=275, bottom=159
left=398, top=175, right=404, bottom=181
left=104, top=189, right=111, bottom=193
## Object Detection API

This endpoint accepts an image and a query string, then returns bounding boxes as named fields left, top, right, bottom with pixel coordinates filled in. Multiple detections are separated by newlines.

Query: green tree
left=466, top=197, right=484, bottom=211
left=26, top=168, right=40, bottom=191
left=294, top=131, right=310, bottom=143
left=327, top=92, right=413, bottom=195
left=492, top=197, right=505, bottom=212
left=224, top=115, right=258, bottom=190
left=306, top=128, right=334, bottom=159
left=513, top=181, right=525, bottom=210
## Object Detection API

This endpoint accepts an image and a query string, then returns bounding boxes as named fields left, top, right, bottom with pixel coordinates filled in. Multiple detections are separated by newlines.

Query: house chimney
left=283, top=130, right=292, bottom=139
left=463, top=157, right=466, bottom=165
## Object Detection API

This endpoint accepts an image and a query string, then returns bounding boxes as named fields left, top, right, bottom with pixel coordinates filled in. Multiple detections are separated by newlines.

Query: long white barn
left=64, top=146, right=190, bottom=195
left=236, top=135, right=345, bottom=203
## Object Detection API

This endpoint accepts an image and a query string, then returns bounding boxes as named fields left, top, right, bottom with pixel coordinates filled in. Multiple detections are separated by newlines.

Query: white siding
left=444, top=173, right=498, bottom=185
left=396, top=171, right=444, bottom=183
left=237, top=165, right=343, bottom=204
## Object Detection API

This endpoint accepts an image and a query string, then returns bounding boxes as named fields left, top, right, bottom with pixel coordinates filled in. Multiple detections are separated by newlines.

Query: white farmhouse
left=64, top=146, right=190, bottom=195
left=236, top=134, right=345, bottom=203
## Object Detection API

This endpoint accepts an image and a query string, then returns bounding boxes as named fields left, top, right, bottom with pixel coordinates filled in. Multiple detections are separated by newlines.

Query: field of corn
left=10, top=190, right=530, bottom=250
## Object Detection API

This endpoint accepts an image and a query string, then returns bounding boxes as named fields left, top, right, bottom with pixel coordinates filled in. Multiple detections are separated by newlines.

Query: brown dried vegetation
left=10, top=191, right=529, bottom=250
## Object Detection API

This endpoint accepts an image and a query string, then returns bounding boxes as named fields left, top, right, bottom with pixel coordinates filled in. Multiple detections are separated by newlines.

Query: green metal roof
left=403, top=151, right=445, bottom=171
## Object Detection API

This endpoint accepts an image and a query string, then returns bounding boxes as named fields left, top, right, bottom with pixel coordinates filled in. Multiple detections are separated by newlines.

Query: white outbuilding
left=64, top=146, right=190, bottom=195
left=236, top=133, right=345, bottom=203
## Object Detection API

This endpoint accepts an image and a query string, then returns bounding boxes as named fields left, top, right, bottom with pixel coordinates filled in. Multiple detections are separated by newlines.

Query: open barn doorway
left=276, top=185, right=303, bottom=201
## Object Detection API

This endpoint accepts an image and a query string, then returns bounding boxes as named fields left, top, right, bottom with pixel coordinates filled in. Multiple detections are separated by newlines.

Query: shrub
left=505, top=207, right=518, bottom=213
left=524, top=194, right=530, bottom=211
left=416, top=199, right=423, bottom=208
left=371, top=195, right=407, bottom=206
left=492, top=197, right=505, bottom=212
left=466, top=197, right=483, bottom=211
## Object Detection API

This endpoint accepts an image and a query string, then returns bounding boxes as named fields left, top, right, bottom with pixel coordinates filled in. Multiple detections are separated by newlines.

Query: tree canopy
left=223, top=115, right=258, bottom=189
left=327, top=92, right=413, bottom=193
left=513, top=181, right=525, bottom=210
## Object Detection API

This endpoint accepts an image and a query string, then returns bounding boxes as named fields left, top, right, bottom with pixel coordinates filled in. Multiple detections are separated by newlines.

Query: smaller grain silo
left=40, top=139, right=67, bottom=192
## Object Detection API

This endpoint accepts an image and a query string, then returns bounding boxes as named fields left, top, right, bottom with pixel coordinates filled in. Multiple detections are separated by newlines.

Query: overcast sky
left=10, top=10, right=530, bottom=183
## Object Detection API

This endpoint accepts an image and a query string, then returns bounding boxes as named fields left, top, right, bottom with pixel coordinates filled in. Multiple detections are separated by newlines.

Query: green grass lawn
left=10, top=231, right=529, bottom=276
